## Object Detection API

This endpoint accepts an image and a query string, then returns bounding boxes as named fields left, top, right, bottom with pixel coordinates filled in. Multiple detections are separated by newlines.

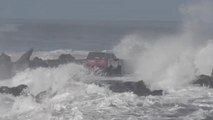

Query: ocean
left=0, top=20, right=180, bottom=52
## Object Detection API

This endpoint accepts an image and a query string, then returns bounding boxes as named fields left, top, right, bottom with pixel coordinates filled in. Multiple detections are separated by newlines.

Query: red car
left=85, top=52, right=122, bottom=75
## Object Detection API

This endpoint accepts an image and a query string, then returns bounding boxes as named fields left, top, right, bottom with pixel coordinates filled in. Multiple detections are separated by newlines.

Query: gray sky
left=0, top=0, right=188, bottom=21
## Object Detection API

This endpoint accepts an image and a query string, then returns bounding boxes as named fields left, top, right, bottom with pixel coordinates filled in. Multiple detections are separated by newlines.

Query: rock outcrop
left=95, top=80, right=163, bottom=96
left=0, top=49, right=33, bottom=80
left=30, top=54, right=75, bottom=68
left=0, top=84, right=28, bottom=96
left=0, top=53, right=13, bottom=80
left=193, top=74, right=213, bottom=88
left=0, top=49, right=76, bottom=80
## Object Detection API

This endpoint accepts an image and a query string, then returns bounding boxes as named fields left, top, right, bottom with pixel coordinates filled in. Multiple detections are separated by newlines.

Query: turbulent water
left=0, top=50, right=212, bottom=120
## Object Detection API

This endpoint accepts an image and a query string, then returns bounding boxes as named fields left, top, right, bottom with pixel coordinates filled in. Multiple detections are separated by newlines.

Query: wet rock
left=0, top=49, right=33, bottom=80
left=15, top=49, right=33, bottom=64
left=13, top=48, right=34, bottom=72
left=0, top=49, right=77, bottom=80
left=193, top=74, right=213, bottom=88
left=95, top=80, right=163, bottom=96
left=32, top=54, right=75, bottom=68
left=0, top=53, right=13, bottom=80
left=30, top=57, right=48, bottom=68
left=58, top=54, right=75, bottom=63
left=46, top=54, right=75, bottom=67
left=0, top=84, right=56, bottom=102
left=0, top=84, right=28, bottom=96
left=35, top=88, right=57, bottom=103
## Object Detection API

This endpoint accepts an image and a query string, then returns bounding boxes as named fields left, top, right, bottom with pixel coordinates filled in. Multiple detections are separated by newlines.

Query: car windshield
left=87, top=52, right=108, bottom=60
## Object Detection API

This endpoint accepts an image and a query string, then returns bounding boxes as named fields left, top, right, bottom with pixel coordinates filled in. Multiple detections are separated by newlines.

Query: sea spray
left=10, top=63, right=89, bottom=96
left=113, top=36, right=197, bottom=90
left=113, top=0, right=213, bottom=91
left=195, top=41, right=213, bottom=75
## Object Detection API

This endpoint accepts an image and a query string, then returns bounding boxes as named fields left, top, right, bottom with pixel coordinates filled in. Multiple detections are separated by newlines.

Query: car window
left=87, top=52, right=107, bottom=59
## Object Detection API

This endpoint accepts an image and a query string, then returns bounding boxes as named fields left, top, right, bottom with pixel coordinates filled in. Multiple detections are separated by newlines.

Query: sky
left=0, top=0, right=189, bottom=21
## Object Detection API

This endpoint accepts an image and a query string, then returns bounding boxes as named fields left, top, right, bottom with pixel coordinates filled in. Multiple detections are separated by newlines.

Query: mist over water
left=195, top=41, right=213, bottom=75
left=113, top=0, right=213, bottom=91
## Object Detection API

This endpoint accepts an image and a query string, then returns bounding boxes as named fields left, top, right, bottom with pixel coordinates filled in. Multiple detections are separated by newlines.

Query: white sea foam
left=11, top=63, right=89, bottom=95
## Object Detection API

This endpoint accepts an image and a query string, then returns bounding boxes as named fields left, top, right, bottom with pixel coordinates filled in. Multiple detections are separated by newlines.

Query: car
left=85, top=52, right=122, bottom=76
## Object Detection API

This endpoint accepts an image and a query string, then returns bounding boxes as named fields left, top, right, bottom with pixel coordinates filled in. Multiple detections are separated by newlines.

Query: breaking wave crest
left=11, top=63, right=89, bottom=95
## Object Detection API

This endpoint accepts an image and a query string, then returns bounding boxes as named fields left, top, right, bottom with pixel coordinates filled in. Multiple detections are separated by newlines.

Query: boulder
left=46, top=54, right=75, bottom=67
left=193, top=74, right=213, bottom=88
left=0, top=84, right=28, bottom=96
left=13, top=49, right=33, bottom=72
left=58, top=54, right=75, bottom=63
left=95, top=80, right=163, bottom=96
left=30, top=57, right=48, bottom=68
left=0, top=53, right=13, bottom=80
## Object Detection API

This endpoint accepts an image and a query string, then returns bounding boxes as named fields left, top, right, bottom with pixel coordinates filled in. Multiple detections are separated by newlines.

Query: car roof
left=87, top=52, right=115, bottom=59
left=88, top=52, right=114, bottom=55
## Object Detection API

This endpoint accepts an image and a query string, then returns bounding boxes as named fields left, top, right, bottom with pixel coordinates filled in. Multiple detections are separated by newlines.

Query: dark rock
left=0, top=49, right=33, bottom=80
left=46, top=59, right=60, bottom=67
left=58, top=54, right=75, bottom=63
left=0, top=49, right=34, bottom=80
left=0, top=53, right=13, bottom=80
left=46, top=54, right=75, bottom=67
left=0, top=84, right=56, bottom=102
left=0, top=49, right=76, bottom=80
left=13, top=49, right=34, bottom=72
left=0, top=84, right=28, bottom=96
left=0, top=86, right=9, bottom=93
left=193, top=74, right=213, bottom=88
left=151, top=90, right=163, bottom=96
left=9, top=84, right=28, bottom=96
left=31, top=54, right=75, bottom=68
left=15, top=49, right=33, bottom=64
left=95, top=80, right=163, bottom=96
left=30, top=57, right=48, bottom=68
